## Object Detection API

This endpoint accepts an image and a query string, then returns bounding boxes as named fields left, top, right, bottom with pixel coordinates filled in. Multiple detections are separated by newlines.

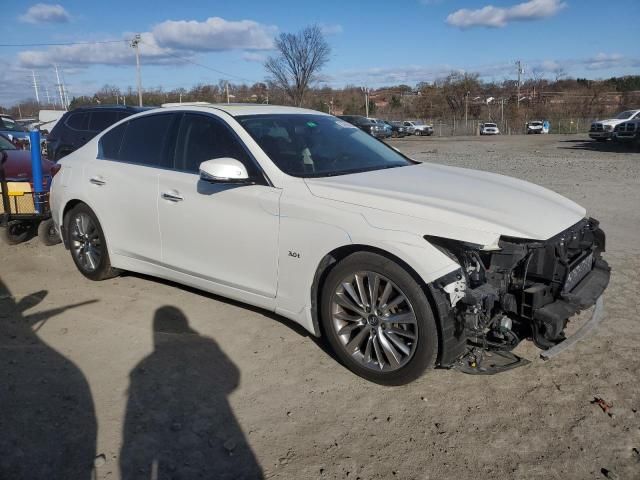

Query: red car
left=1, top=133, right=60, bottom=245
left=0, top=133, right=57, bottom=183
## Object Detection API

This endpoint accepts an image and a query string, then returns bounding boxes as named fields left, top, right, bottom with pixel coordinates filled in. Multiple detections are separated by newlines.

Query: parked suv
left=337, top=115, right=388, bottom=138
left=402, top=121, right=433, bottom=136
left=46, top=105, right=147, bottom=161
left=51, top=104, right=609, bottom=385
left=589, top=109, right=640, bottom=142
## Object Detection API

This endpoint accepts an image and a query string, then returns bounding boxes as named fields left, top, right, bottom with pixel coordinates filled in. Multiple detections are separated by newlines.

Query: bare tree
left=264, top=25, right=331, bottom=107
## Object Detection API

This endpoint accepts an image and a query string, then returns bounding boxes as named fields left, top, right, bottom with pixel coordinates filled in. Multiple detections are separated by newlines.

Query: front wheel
left=38, top=218, right=62, bottom=246
left=320, top=252, right=438, bottom=385
left=65, top=204, right=120, bottom=281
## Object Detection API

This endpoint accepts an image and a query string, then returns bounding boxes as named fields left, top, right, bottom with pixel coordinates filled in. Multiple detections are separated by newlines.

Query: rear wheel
left=415, top=130, right=421, bottom=136
left=320, top=252, right=438, bottom=385
left=65, top=204, right=120, bottom=281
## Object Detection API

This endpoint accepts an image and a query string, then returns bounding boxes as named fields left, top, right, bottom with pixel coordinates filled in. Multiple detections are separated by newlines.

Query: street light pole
left=131, top=34, right=143, bottom=107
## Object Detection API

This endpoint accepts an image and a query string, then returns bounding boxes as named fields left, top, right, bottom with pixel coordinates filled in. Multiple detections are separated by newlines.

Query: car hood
left=596, top=119, right=627, bottom=126
left=304, top=163, right=585, bottom=243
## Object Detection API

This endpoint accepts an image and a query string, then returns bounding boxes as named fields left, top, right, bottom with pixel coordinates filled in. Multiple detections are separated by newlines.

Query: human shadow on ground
left=119, top=305, right=264, bottom=480
left=557, top=139, right=639, bottom=153
left=0, top=277, right=98, bottom=479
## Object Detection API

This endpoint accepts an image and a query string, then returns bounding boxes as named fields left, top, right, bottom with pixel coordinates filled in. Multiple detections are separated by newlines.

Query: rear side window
left=118, top=114, right=175, bottom=167
left=89, top=111, right=119, bottom=132
left=66, top=112, right=89, bottom=130
left=99, top=122, right=128, bottom=160
left=173, top=114, right=253, bottom=174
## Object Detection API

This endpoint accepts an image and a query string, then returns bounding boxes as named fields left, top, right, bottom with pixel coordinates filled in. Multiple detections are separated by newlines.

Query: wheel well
left=60, top=199, right=86, bottom=248
left=310, top=244, right=449, bottom=364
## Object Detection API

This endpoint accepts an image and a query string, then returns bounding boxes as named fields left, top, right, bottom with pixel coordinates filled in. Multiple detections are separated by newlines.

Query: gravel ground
left=1, top=134, right=639, bottom=480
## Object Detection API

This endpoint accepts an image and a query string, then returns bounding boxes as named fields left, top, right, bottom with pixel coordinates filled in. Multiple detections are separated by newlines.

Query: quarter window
left=98, top=122, right=128, bottom=160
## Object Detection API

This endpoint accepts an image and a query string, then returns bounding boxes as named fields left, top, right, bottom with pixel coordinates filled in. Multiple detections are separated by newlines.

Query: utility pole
left=32, top=71, right=40, bottom=104
left=54, top=64, right=66, bottom=110
left=464, top=91, right=469, bottom=130
left=131, top=34, right=143, bottom=107
left=362, top=87, right=370, bottom=117
left=515, top=60, right=524, bottom=110
left=225, top=81, right=230, bottom=104
left=45, top=85, right=51, bottom=106
left=501, top=98, right=504, bottom=124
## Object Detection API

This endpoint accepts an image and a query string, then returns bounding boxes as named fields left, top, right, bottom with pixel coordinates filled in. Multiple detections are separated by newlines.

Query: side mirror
left=199, top=158, right=249, bottom=183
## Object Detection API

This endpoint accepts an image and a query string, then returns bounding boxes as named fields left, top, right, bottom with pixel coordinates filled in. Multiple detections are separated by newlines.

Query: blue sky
left=2, top=0, right=639, bottom=105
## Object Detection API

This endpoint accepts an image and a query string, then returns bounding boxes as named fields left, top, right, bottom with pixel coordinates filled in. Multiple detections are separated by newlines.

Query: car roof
left=68, top=105, right=150, bottom=113
left=158, top=103, right=327, bottom=117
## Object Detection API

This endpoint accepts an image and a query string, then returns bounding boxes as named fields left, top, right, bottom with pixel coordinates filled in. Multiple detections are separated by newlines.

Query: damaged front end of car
left=427, top=218, right=610, bottom=374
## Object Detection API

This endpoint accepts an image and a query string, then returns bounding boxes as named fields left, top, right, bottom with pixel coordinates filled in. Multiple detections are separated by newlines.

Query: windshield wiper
left=304, top=163, right=407, bottom=178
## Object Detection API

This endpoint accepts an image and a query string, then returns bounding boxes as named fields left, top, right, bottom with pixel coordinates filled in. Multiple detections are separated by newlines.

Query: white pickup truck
left=589, top=109, right=640, bottom=141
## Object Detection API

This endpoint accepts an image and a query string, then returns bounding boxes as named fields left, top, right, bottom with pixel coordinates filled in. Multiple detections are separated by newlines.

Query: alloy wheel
left=70, top=213, right=102, bottom=272
left=331, top=271, right=418, bottom=372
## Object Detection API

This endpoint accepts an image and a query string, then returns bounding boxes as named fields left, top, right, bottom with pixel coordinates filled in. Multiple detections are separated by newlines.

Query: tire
left=320, top=251, right=438, bottom=385
left=415, top=130, right=421, bottom=136
left=1, top=221, right=31, bottom=245
left=64, top=203, right=120, bottom=281
left=38, top=218, right=62, bottom=246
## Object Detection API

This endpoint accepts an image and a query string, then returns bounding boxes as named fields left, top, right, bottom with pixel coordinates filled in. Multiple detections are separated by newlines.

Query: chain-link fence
left=421, top=118, right=596, bottom=137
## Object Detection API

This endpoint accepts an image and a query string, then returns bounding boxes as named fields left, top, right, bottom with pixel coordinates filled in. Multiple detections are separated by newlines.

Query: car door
left=84, top=112, right=177, bottom=263
left=157, top=112, right=280, bottom=298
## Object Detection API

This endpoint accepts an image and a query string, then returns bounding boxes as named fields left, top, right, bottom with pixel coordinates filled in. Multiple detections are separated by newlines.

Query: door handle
left=161, top=191, right=184, bottom=202
left=89, top=176, right=106, bottom=186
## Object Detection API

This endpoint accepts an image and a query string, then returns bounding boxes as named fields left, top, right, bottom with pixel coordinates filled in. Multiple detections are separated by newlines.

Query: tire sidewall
left=320, top=252, right=438, bottom=386
left=65, top=204, right=114, bottom=280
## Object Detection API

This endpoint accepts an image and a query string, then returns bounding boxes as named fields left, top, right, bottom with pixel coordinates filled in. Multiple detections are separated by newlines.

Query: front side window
left=118, top=114, right=175, bottom=167
left=237, top=114, right=413, bottom=178
left=66, top=112, right=90, bottom=131
left=89, top=111, right=119, bottom=132
left=173, top=114, right=252, bottom=174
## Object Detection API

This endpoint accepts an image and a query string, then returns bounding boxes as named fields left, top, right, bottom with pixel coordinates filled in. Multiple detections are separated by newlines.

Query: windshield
left=484, top=123, right=497, bottom=127
left=530, top=122, right=542, bottom=126
left=0, top=135, right=16, bottom=150
left=237, top=114, right=412, bottom=178
left=615, top=111, right=635, bottom=119
left=0, top=117, right=25, bottom=132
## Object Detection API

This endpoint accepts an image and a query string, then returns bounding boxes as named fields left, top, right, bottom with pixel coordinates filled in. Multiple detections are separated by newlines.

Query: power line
left=141, top=41, right=260, bottom=84
left=0, top=39, right=128, bottom=47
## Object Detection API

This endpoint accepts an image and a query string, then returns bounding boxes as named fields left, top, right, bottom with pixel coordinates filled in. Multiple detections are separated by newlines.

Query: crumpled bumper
left=534, top=258, right=610, bottom=350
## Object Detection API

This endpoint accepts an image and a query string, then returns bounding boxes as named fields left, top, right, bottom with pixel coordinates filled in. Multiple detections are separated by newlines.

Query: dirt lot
left=1, top=134, right=639, bottom=480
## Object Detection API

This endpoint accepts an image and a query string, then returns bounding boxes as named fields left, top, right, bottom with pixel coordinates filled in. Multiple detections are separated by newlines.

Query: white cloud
left=319, top=23, right=343, bottom=35
left=17, top=16, right=278, bottom=69
left=152, top=17, right=276, bottom=51
left=19, top=3, right=70, bottom=24
left=18, top=33, right=179, bottom=68
left=446, top=0, right=566, bottom=28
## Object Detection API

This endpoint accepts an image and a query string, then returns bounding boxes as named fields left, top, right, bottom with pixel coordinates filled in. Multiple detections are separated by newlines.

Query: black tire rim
left=70, top=213, right=102, bottom=272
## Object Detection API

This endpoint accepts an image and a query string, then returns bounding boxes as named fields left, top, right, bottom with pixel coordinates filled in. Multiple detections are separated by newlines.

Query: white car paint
left=589, top=109, right=640, bottom=139
left=480, top=123, right=500, bottom=135
left=50, top=104, right=587, bottom=336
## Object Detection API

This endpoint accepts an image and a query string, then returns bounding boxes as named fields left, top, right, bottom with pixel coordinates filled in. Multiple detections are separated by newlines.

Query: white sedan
left=50, top=104, right=609, bottom=384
